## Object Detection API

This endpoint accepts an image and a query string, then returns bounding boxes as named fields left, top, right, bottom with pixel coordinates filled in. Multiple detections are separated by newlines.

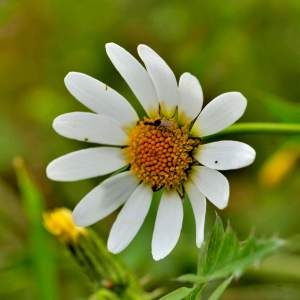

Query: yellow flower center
left=125, top=117, right=200, bottom=190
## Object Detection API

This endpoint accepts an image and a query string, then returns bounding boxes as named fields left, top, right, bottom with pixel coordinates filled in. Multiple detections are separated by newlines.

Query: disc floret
left=125, top=117, right=200, bottom=190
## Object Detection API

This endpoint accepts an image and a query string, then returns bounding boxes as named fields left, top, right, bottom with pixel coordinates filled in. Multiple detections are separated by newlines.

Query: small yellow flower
left=43, top=208, right=86, bottom=243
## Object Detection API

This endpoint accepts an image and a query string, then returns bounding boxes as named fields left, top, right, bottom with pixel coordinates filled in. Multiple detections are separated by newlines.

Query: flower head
left=43, top=208, right=86, bottom=243
left=46, top=43, right=255, bottom=260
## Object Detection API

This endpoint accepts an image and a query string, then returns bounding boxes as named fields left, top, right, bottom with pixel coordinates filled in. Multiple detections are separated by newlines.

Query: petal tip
left=151, top=240, right=169, bottom=261
left=137, top=43, right=148, bottom=51
left=151, top=240, right=174, bottom=261
left=52, top=115, right=62, bottom=132
left=235, top=91, right=247, bottom=107
left=245, top=146, right=256, bottom=167
left=64, top=71, right=80, bottom=84
left=196, top=239, right=204, bottom=248
left=152, top=251, right=165, bottom=261
left=137, top=44, right=154, bottom=58
left=225, top=91, right=248, bottom=112
left=107, top=241, right=119, bottom=254
left=46, top=162, right=56, bottom=180
left=218, top=194, right=229, bottom=209
left=180, top=72, right=192, bottom=80
left=105, top=42, right=122, bottom=56
left=105, top=42, right=116, bottom=50
left=238, top=143, right=256, bottom=168
left=219, top=205, right=228, bottom=210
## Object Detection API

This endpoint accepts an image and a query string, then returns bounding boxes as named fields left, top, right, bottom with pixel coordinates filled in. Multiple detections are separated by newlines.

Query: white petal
left=195, top=141, right=256, bottom=170
left=138, top=44, right=179, bottom=115
left=105, top=43, right=158, bottom=114
left=53, top=112, right=127, bottom=146
left=192, top=92, right=247, bottom=136
left=192, top=166, right=229, bottom=209
left=108, top=183, right=152, bottom=253
left=64, top=72, right=138, bottom=125
left=46, top=147, right=126, bottom=181
left=72, top=171, right=139, bottom=226
left=152, top=191, right=183, bottom=260
left=185, top=182, right=206, bottom=247
left=178, top=73, right=203, bottom=120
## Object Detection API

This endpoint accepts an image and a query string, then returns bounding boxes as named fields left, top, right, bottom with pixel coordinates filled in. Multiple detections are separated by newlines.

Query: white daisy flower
left=46, top=43, right=256, bottom=260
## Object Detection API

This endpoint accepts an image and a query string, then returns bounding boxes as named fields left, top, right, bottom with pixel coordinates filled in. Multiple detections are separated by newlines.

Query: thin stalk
left=204, top=123, right=300, bottom=142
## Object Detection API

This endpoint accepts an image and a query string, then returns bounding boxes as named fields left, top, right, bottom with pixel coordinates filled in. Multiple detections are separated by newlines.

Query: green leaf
left=159, top=287, right=195, bottom=300
left=198, top=215, right=284, bottom=281
left=207, top=276, right=233, bottom=300
left=186, top=284, right=205, bottom=300
left=14, top=158, right=59, bottom=300
left=201, top=215, right=225, bottom=275
left=176, top=274, right=206, bottom=284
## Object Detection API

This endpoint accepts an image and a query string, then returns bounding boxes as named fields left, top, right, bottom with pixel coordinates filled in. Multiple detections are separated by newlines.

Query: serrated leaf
left=215, top=224, right=239, bottom=268
left=199, top=215, right=224, bottom=275
left=207, top=276, right=233, bottom=300
left=159, top=287, right=195, bottom=300
left=198, top=215, right=283, bottom=281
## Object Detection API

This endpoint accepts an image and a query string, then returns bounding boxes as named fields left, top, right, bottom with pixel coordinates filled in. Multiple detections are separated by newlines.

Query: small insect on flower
left=144, top=118, right=174, bottom=128
left=46, top=43, right=256, bottom=260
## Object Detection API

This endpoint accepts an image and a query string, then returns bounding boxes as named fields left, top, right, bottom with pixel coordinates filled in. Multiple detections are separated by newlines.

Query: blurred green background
left=1, top=0, right=300, bottom=299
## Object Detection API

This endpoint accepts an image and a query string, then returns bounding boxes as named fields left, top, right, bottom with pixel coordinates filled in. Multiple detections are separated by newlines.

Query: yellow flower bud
left=43, top=208, right=86, bottom=243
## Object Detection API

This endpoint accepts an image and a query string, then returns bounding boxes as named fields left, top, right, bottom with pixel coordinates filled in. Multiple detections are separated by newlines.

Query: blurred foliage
left=0, top=0, right=300, bottom=299
left=13, top=158, right=58, bottom=300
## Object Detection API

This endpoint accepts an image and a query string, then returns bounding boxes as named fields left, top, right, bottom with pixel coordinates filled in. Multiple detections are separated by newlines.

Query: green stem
left=204, top=123, right=300, bottom=141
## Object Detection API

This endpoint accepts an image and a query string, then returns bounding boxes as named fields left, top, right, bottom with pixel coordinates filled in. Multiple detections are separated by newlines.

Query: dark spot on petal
left=215, top=160, right=218, bottom=164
